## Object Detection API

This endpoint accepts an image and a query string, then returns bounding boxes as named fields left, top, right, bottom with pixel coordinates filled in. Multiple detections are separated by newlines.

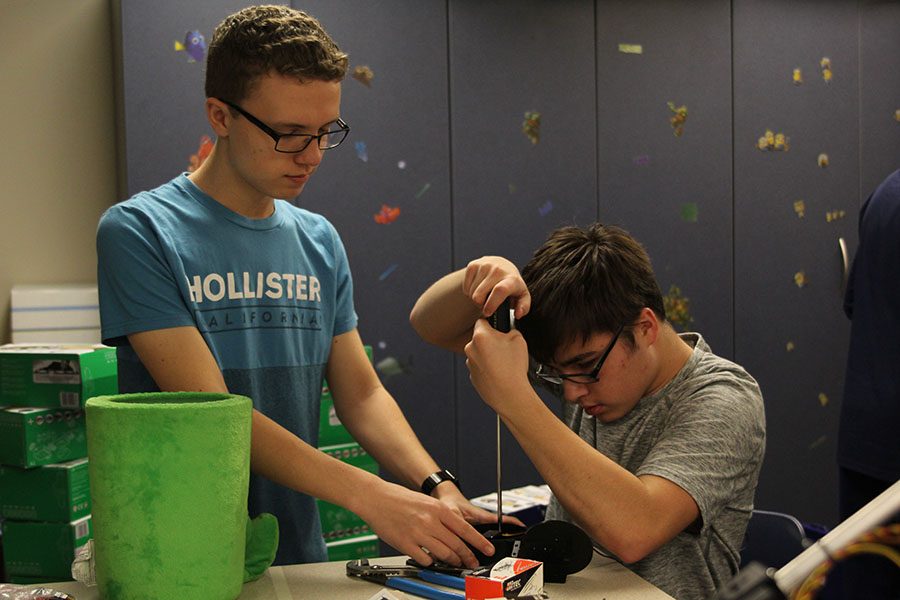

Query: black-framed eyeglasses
left=218, top=99, right=350, bottom=153
left=534, top=325, right=625, bottom=385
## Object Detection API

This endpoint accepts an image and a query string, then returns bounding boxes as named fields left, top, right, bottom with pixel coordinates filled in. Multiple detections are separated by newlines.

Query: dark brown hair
left=516, top=223, right=666, bottom=364
left=206, top=5, right=348, bottom=103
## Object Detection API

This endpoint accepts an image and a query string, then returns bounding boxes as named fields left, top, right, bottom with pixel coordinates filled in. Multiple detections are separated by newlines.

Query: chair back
left=740, top=509, right=809, bottom=569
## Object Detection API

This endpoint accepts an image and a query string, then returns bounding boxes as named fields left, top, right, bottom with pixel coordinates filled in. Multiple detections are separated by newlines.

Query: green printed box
left=0, top=344, right=117, bottom=408
left=317, top=442, right=379, bottom=542
left=0, top=406, right=87, bottom=468
left=325, top=533, right=380, bottom=562
left=317, top=345, right=372, bottom=447
left=0, top=458, right=90, bottom=522
left=2, top=515, right=92, bottom=579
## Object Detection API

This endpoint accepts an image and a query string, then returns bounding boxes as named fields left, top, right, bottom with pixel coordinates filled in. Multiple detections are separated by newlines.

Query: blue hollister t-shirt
left=96, top=173, right=358, bottom=565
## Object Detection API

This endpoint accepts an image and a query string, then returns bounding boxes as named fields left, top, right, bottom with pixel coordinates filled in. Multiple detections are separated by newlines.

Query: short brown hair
left=206, top=5, right=349, bottom=103
left=516, top=223, right=666, bottom=364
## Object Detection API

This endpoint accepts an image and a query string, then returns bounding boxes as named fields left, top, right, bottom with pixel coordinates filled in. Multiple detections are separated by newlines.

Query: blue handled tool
left=346, top=559, right=466, bottom=600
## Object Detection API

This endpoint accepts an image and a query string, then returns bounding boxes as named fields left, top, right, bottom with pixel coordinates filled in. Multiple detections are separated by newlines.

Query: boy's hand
left=357, top=480, right=495, bottom=569
left=433, top=482, right=526, bottom=528
left=463, top=257, right=531, bottom=321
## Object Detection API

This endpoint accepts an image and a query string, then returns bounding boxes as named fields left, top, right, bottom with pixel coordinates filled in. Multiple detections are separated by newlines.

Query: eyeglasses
left=534, top=325, right=625, bottom=385
left=218, top=99, right=350, bottom=153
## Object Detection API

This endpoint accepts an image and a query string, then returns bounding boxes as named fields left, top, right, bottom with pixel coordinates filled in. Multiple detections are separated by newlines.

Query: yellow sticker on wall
left=663, top=284, right=693, bottom=329
left=757, top=129, right=790, bottom=152
left=794, top=271, right=808, bottom=288
left=618, top=43, right=643, bottom=54
left=667, top=102, right=688, bottom=137
left=793, top=200, right=806, bottom=218
left=352, top=65, right=374, bottom=87
left=821, top=57, right=833, bottom=82
left=522, top=111, right=541, bottom=145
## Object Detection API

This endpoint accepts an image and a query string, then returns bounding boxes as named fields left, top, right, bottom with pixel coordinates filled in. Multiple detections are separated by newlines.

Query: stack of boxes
left=316, top=345, right=380, bottom=561
left=0, top=344, right=117, bottom=583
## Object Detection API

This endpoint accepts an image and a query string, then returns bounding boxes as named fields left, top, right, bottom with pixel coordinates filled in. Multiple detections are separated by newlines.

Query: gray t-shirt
left=544, top=333, right=765, bottom=600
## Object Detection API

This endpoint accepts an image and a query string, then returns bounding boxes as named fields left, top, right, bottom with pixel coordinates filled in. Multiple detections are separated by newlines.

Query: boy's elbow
left=588, top=523, right=659, bottom=565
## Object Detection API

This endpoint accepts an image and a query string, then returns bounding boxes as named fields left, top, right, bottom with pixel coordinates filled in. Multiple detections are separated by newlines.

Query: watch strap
left=420, top=469, right=460, bottom=496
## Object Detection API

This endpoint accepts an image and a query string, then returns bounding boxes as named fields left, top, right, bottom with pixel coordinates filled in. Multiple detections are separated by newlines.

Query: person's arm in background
left=128, top=325, right=495, bottom=568
left=410, top=256, right=531, bottom=354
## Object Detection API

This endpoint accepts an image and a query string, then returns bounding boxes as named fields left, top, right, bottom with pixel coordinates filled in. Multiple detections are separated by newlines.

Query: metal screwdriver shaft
left=496, top=414, right=502, bottom=533
left=487, top=299, right=511, bottom=535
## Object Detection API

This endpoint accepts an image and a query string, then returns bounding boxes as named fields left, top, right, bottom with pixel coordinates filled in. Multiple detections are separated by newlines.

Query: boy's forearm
left=410, top=268, right=481, bottom=353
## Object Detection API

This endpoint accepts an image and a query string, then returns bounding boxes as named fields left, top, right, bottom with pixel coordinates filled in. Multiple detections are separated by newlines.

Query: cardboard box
left=470, top=485, right=551, bottom=527
left=0, top=406, right=87, bottom=468
left=325, top=533, right=380, bottom=562
left=11, top=285, right=101, bottom=345
left=0, top=458, right=90, bottom=522
left=317, top=442, right=379, bottom=542
left=465, top=557, right=544, bottom=599
left=0, top=344, right=117, bottom=409
left=2, top=515, right=92, bottom=579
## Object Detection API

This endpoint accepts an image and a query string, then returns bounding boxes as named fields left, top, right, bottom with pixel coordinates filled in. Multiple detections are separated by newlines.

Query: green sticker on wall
left=680, top=203, right=698, bottom=222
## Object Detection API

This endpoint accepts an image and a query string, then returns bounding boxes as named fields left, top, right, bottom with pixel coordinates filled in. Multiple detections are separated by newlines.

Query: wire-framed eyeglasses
left=534, top=325, right=626, bottom=385
left=218, top=99, right=350, bottom=153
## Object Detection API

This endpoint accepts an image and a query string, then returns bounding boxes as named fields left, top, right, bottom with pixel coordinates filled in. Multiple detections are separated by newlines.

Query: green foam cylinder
left=86, top=392, right=252, bottom=600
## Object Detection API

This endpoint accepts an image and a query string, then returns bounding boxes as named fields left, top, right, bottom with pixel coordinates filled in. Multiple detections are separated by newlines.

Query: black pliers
left=346, top=558, right=466, bottom=600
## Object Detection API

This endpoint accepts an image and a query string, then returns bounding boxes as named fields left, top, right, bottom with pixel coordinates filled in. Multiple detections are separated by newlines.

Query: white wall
left=0, top=0, right=118, bottom=343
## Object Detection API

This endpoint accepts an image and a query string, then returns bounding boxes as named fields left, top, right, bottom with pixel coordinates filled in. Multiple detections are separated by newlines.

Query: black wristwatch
left=421, top=469, right=460, bottom=496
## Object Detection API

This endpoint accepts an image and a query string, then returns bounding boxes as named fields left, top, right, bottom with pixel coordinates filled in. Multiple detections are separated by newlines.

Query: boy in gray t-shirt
left=411, top=223, right=765, bottom=600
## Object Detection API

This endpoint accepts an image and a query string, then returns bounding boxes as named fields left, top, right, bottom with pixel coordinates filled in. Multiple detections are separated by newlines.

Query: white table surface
left=43, top=554, right=674, bottom=599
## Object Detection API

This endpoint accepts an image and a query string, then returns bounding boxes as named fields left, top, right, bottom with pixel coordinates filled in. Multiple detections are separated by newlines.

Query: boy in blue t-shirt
left=97, top=4, right=497, bottom=568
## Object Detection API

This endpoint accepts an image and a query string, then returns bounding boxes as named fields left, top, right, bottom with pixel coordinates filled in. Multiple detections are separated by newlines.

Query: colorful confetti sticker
left=633, top=154, right=651, bottom=166
left=415, top=183, right=431, bottom=199
left=817, top=153, right=829, bottom=167
left=895, top=109, right=900, bottom=122
left=826, top=209, right=847, bottom=222
left=794, top=271, right=808, bottom=288
left=618, top=43, right=643, bottom=54
left=377, top=340, right=387, bottom=350
left=378, top=264, right=399, bottom=281
left=667, top=102, right=688, bottom=137
left=680, top=203, right=698, bottom=223
left=786, top=341, right=796, bottom=352
left=187, top=135, right=213, bottom=172
left=818, top=392, right=829, bottom=407
left=355, top=141, right=368, bottom=162
left=792, top=67, right=803, bottom=85
left=352, top=65, right=374, bottom=87
left=821, top=57, right=832, bottom=83
left=793, top=200, right=806, bottom=218
left=374, top=204, right=400, bottom=224
left=538, top=200, right=554, bottom=217
left=375, top=355, right=411, bottom=378
left=663, top=284, right=693, bottom=330
left=174, top=30, right=206, bottom=63
left=397, top=160, right=407, bottom=170
left=757, top=129, right=790, bottom=152
left=522, top=111, right=541, bottom=145
left=809, top=435, right=827, bottom=450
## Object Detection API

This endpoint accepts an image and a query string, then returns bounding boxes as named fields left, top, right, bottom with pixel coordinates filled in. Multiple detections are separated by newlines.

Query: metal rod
left=496, top=414, right=502, bottom=533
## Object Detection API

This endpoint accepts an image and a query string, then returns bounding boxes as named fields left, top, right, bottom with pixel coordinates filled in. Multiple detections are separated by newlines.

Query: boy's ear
left=636, top=307, right=660, bottom=347
left=206, top=98, right=232, bottom=138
